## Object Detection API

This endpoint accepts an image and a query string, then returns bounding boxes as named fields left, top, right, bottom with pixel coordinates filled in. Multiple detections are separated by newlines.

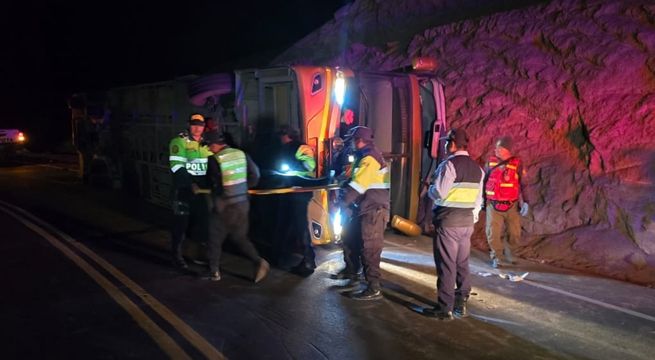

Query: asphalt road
left=0, top=159, right=654, bottom=359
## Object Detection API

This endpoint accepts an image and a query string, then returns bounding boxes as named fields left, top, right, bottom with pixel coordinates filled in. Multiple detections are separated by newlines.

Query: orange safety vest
left=485, top=156, right=521, bottom=210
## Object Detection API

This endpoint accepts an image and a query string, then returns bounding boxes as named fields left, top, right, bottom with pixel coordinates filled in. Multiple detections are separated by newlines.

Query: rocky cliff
left=275, top=0, right=655, bottom=285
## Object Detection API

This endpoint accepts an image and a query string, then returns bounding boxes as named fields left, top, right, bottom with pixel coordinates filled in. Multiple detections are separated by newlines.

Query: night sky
left=1, top=0, right=348, bottom=148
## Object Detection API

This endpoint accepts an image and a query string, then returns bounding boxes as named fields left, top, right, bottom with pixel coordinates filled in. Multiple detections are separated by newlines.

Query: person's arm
left=206, top=155, right=222, bottom=196
left=518, top=160, right=530, bottom=216
left=170, top=137, right=191, bottom=188
left=473, top=167, right=485, bottom=223
left=340, top=155, right=380, bottom=209
left=428, top=160, right=455, bottom=202
left=296, top=144, right=316, bottom=177
left=246, top=154, right=261, bottom=188
left=518, top=160, right=529, bottom=204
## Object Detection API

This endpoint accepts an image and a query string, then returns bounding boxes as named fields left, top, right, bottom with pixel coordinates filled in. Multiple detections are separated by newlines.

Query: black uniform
left=169, top=132, right=211, bottom=268
left=276, top=141, right=316, bottom=275
left=340, top=143, right=390, bottom=298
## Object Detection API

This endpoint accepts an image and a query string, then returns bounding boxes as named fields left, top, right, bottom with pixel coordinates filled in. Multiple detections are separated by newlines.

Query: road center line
left=383, top=239, right=655, bottom=323
left=0, top=200, right=225, bottom=360
left=0, top=203, right=191, bottom=360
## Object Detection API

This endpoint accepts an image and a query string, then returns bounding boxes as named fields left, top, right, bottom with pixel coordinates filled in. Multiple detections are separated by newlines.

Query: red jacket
left=485, top=156, right=522, bottom=203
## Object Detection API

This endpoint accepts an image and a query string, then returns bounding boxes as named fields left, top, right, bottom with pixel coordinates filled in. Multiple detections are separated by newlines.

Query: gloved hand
left=341, top=206, right=353, bottom=220
left=473, top=207, right=481, bottom=223
left=520, top=202, right=529, bottom=217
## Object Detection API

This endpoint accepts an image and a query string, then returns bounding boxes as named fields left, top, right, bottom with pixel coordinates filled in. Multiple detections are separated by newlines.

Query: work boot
left=454, top=297, right=469, bottom=318
left=172, top=255, right=188, bottom=270
left=254, top=259, right=270, bottom=283
left=423, top=305, right=454, bottom=320
left=200, top=270, right=221, bottom=281
left=349, top=286, right=383, bottom=301
left=290, top=261, right=314, bottom=277
left=337, top=278, right=363, bottom=292
left=190, top=242, right=209, bottom=265
left=330, top=268, right=361, bottom=280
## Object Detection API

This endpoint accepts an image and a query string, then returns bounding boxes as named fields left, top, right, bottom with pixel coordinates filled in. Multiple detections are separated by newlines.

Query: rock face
left=275, top=0, right=655, bottom=285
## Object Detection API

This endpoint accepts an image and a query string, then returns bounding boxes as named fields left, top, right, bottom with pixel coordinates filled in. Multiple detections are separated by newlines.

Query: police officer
left=200, top=131, right=269, bottom=282
left=169, top=114, right=213, bottom=269
left=425, top=128, right=484, bottom=319
left=484, top=135, right=529, bottom=268
left=276, top=125, right=317, bottom=276
left=336, top=126, right=390, bottom=301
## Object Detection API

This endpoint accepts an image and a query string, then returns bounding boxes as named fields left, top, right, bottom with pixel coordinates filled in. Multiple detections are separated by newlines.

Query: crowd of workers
left=167, top=113, right=529, bottom=316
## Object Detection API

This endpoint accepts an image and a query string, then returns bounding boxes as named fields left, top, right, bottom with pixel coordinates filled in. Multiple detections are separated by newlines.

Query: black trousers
left=275, top=194, right=316, bottom=267
left=208, top=201, right=261, bottom=273
left=342, top=207, right=388, bottom=289
left=432, top=225, right=473, bottom=311
left=171, top=190, right=209, bottom=259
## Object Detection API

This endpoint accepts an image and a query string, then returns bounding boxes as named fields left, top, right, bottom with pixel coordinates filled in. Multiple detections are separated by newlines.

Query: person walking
left=484, top=135, right=529, bottom=268
left=200, top=131, right=269, bottom=282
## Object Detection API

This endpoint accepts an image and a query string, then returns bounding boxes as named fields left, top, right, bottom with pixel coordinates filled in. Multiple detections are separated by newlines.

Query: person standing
left=203, top=117, right=219, bottom=133
left=425, top=128, right=484, bottom=319
left=201, top=131, right=269, bottom=282
left=336, top=126, right=390, bottom=301
left=484, top=136, right=529, bottom=268
left=276, top=125, right=317, bottom=276
left=169, top=114, right=213, bottom=269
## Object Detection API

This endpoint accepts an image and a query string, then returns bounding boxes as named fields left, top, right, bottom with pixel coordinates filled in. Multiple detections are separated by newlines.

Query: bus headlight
left=332, top=208, right=343, bottom=237
left=334, top=71, right=346, bottom=106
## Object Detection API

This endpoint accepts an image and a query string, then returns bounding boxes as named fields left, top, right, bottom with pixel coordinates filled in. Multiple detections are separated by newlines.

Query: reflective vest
left=169, top=133, right=213, bottom=177
left=294, top=144, right=316, bottom=177
left=433, top=154, right=483, bottom=227
left=281, top=141, right=316, bottom=177
left=342, top=144, right=390, bottom=214
left=349, top=154, right=390, bottom=194
left=485, top=156, right=521, bottom=202
left=214, top=147, right=248, bottom=199
left=434, top=181, right=481, bottom=208
left=433, top=155, right=483, bottom=209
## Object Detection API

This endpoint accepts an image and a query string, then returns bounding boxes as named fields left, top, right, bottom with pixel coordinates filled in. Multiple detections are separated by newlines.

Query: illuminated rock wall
left=276, top=0, right=655, bottom=284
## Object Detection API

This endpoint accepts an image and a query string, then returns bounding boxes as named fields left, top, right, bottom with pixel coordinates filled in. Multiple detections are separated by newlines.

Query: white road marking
left=0, top=199, right=225, bottom=360
left=383, top=239, right=655, bottom=323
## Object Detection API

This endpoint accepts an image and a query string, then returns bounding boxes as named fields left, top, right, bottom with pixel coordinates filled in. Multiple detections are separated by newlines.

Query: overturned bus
left=69, top=62, right=448, bottom=246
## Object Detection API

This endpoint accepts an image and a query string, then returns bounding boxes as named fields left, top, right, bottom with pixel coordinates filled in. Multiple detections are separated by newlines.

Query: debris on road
left=499, top=272, right=529, bottom=282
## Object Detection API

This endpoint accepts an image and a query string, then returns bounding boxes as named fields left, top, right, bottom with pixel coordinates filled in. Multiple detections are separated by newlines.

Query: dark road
left=1, top=160, right=654, bottom=359
left=0, top=204, right=171, bottom=359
